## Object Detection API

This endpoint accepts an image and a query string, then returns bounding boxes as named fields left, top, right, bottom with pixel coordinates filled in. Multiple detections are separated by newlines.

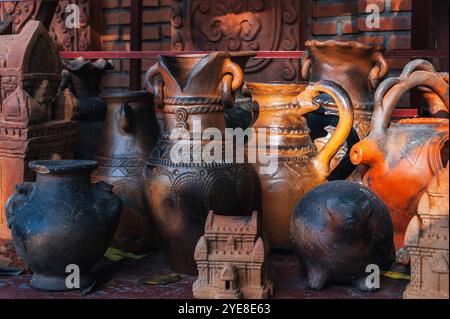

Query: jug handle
left=296, top=80, right=354, bottom=181
left=369, top=51, right=389, bottom=91
left=118, top=102, right=133, bottom=134
left=145, top=63, right=165, bottom=109
left=221, top=58, right=245, bottom=109
left=371, top=59, right=449, bottom=136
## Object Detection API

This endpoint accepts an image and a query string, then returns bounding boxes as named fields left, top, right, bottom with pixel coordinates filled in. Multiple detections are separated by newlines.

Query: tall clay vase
left=91, top=91, right=160, bottom=254
left=246, top=80, right=354, bottom=249
left=6, top=160, right=122, bottom=291
left=351, top=59, right=449, bottom=251
left=60, top=57, right=114, bottom=159
left=143, top=53, right=259, bottom=275
left=302, top=40, right=388, bottom=179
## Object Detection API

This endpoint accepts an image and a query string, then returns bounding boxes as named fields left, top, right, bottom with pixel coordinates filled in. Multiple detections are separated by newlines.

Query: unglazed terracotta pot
left=143, top=53, right=259, bottom=275
left=91, top=91, right=160, bottom=254
left=6, top=160, right=122, bottom=291
left=290, top=181, right=395, bottom=291
left=351, top=59, right=449, bottom=250
left=246, top=80, right=354, bottom=249
left=302, top=40, right=389, bottom=179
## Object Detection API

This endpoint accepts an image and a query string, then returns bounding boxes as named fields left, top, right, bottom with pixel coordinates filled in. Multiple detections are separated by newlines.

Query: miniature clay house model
left=193, top=211, right=273, bottom=299
left=0, top=20, right=77, bottom=265
left=404, top=164, right=449, bottom=299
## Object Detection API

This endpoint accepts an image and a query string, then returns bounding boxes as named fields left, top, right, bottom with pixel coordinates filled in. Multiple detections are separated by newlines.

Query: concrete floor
left=0, top=252, right=408, bottom=299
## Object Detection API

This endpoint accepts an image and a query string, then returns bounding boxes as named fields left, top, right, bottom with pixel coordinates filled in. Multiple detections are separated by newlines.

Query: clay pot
left=350, top=59, right=449, bottom=250
left=91, top=91, right=160, bottom=254
left=143, top=53, right=259, bottom=275
left=60, top=57, right=114, bottom=159
left=6, top=160, right=122, bottom=291
left=302, top=40, right=389, bottom=179
left=290, top=181, right=395, bottom=291
left=246, top=80, right=354, bottom=249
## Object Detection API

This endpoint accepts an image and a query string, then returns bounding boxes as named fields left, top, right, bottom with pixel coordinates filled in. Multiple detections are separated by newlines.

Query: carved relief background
left=0, top=0, right=90, bottom=51
left=172, top=0, right=303, bottom=81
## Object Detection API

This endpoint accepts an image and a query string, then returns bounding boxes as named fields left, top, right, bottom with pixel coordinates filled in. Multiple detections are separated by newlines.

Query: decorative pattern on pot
left=143, top=53, right=259, bottom=275
left=6, top=160, right=122, bottom=291
left=91, top=91, right=160, bottom=255
left=302, top=40, right=389, bottom=179
left=350, top=59, right=449, bottom=251
left=246, top=80, right=354, bottom=249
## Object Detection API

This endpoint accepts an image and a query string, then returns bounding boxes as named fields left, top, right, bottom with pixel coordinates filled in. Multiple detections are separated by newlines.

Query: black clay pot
left=6, top=160, right=122, bottom=291
left=290, top=180, right=395, bottom=292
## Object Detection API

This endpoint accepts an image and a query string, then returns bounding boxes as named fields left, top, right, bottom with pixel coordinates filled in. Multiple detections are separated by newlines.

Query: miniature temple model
left=193, top=211, right=273, bottom=299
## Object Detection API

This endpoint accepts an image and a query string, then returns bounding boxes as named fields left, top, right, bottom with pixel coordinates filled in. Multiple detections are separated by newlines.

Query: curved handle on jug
left=300, top=51, right=312, bottom=80
left=145, top=63, right=165, bottom=109
left=295, top=80, right=354, bottom=182
left=221, top=58, right=245, bottom=109
left=371, top=59, right=449, bottom=136
left=369, top=51, right=389, bottom=91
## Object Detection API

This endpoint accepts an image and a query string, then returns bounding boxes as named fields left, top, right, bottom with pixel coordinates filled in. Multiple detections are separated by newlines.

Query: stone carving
left=0, top=20, right=77, bottom=266
left=0, top=0, right=90, bottom=51
left=193, top=211, right=273, bottom=299
left=171, top=0, right=302, bottom=81
left=404, top=164, right=449, bottom=299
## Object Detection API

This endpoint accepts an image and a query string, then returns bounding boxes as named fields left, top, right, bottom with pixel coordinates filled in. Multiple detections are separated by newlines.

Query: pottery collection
left=302, top=40, right=389, bottom=180
left=6, top=160, right=122, bottom=291
left=246, top=80, right=353, bottom=249
left=290, top=180, right=395, bottom=291
left=143, top=52, right=259, bottom=275
left=350, top=59, right=449, bottom=251
left=1, top=21, right=448, bottom=300
left=91, top=91, right=160, bottom=254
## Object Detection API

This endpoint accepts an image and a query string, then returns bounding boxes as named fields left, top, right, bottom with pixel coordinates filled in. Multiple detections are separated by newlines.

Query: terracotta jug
left=246, top=80, right=354, bottom=249
left=91, top=91, right=160, bottom=254
left=143, top=53, right=259, bottom=275
left=350, top=59, right=449, bottom=250
left=302, top=40, right=388, bottom=179
left=6, top=160, right=122, bottom=291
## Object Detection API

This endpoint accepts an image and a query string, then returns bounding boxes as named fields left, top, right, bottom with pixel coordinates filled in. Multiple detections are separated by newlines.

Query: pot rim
left=246, top=81, right=309, bottom=93
left=305, top=39, right=384, bottom=53
left=99, top=90, right=152, bottom=101
left=29, top=160, right=98, bottom=175
left=393, top=117, right=449, bottom=126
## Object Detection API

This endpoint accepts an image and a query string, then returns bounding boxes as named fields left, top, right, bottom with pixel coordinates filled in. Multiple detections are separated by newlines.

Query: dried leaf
left=381, top=271, right=410, bottom=280
left=104, top=247, right=147, bottom=262
left=143, top=274, right=181, bottom=285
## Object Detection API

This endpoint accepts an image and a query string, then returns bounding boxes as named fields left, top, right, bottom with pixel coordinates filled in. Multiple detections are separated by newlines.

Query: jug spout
left=350, top=138, right=384, bottom=168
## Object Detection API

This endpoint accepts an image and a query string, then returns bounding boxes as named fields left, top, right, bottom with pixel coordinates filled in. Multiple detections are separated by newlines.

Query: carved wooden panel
left=0, top=0, right=90, bottom=51
left=172, top=0, right=304, bottom=81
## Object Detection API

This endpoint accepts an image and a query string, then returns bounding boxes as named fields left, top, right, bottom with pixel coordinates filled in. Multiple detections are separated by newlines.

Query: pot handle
left=221, top=58, right=245, bottom=109
left=300, top=51, right=312, bottom=80
left=369, top=51, right=389, bottom=91
left=371, top=59, right=449, bottom=135
left=295, top=80, right=354, bottom=182
left=145, top=63, right=165, bottom=109
left=118, top=102, right=133, bottom=133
